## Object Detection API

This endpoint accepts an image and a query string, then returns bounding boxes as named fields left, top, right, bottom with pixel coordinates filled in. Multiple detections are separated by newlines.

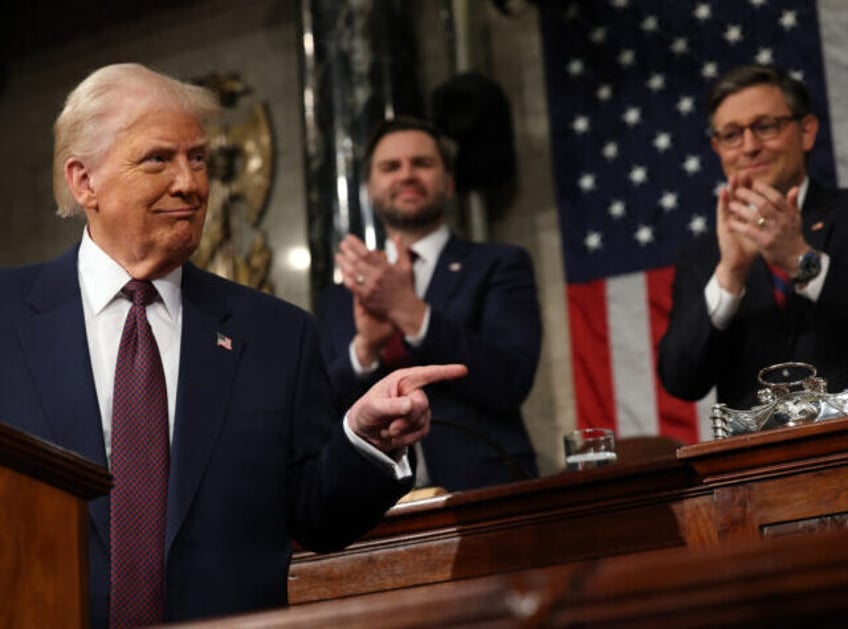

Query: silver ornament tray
left=711, top=362, right=848, bottom=439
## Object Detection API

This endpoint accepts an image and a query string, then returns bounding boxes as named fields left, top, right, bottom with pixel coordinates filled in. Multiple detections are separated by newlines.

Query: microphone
left=431, top=418, right=532, bottom=482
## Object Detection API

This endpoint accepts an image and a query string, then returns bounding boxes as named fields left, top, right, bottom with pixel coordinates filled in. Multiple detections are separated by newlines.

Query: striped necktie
left=767, top=263, right=790, bottom=309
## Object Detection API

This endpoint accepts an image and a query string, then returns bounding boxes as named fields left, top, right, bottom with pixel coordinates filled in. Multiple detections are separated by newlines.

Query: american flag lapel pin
left=812, top=221, right=824, bottom=231
left=216, top=332, right=233, bottom=351
left=449, top=262, right=462, bottom=272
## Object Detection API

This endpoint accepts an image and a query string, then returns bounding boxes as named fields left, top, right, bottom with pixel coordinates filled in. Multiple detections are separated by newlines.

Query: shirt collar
left=385, top=223, right=450, bottom=264
left=78, top=226, right=182, bottom=318
left=798, top=176, right=809, bottom=210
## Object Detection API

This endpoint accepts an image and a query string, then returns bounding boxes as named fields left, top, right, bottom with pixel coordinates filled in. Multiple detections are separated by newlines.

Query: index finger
left=394, top=364, right=468, bottom=395
left=751, top=180, right=786, bottom=209
left=339, top=234, right=370, bottom=257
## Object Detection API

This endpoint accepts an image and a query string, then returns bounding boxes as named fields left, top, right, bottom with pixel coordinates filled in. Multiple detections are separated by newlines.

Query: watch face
left=797, top=250, right=822, bottom=282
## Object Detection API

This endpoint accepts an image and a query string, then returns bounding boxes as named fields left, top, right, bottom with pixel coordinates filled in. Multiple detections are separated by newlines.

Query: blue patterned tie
left=767, top=263, right=790, bottom=309
left=110, top=280, right=169, bottom=627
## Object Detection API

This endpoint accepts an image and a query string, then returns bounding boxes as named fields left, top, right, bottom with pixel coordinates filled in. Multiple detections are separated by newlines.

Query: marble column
left=299, top=0, right=424, bottom=300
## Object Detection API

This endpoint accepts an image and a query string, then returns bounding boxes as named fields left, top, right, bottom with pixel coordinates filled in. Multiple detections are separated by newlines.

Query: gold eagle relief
left=191, top=75, right=275, bottom=293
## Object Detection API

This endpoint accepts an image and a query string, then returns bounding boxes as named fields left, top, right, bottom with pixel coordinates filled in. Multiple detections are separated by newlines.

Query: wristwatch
left=793, top=248, right=822, bottom=285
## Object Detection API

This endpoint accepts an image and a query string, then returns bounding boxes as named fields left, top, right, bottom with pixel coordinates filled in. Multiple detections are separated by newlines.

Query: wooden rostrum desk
left=176, top=527, right=848, bottom=627
left=0, top=421, right=112, bottom=628
left=287, top=417, right=848, bottom=605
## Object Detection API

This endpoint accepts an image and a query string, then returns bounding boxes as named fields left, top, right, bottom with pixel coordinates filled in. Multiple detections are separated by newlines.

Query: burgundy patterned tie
left=110, top=279, right=169, bottom=627
left=381, top=249, right=418, bottom=368
left=381, top=329, right=413, bottom=368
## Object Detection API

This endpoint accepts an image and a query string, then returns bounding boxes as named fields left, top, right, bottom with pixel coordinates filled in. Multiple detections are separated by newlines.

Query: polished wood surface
left=289, top=449, right=701, bottom=603
left=679, top=419, right=848, bottom=542
left=289, top=419, right=848, bottom=604
left=0, top=421, right=112, bottom=499
left=0, top=421, right=111, bottom=628
left=175, top=527, right=848, bottom=628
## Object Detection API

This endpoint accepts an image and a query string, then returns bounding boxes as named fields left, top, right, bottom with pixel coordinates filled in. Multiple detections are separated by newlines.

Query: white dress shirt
left=79, top=228, right=410, bottom=478
left=78, top=228, right=182, bottom=462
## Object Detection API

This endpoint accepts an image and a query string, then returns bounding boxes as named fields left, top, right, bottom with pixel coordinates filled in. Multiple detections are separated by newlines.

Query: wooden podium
left=0, top=421, right=111, bottom=628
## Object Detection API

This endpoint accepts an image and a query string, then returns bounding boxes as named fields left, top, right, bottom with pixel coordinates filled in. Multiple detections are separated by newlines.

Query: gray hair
left=53, top=63, right=220, bottom=217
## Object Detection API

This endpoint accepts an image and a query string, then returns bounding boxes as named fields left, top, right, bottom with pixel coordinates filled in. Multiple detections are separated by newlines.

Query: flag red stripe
left=566, top=281, right=617, bottom=431
left=646, top=267, right=699, bottom=444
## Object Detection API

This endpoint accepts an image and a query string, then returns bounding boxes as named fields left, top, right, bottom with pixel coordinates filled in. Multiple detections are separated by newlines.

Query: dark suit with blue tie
left=659, top=180, right=848, bottom=409
left=317, top=234, right=542, bottom=492
left=0, top=245, right=411, bottom=626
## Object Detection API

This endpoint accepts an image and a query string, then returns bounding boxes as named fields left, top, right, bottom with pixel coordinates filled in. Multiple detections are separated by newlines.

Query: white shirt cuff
left=405, top=305, right=430, bottom=347
left=349, top=340, right=379, bottom=376
left=343, top=413, right=413, bottom=480
left=705, top=272, right=744, bottom=331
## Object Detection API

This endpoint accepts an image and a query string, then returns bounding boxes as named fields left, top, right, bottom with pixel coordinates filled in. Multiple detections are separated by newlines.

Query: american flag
left=539, top=0, right=840, bottom=443
left=216, top=332, right=233, bottom=351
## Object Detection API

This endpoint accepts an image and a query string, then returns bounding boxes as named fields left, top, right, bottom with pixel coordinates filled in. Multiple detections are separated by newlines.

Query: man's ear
left=710, top=136, right=721, bottom=156
left=800, top=113, right=819, bottom=153
left=64, top=158, right=98, bottom=210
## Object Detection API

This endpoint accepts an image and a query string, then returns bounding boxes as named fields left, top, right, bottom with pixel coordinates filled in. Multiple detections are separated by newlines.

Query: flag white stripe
left=820, top=0, right=848, bottom=186
left=607, top=273, right=659, bottom=437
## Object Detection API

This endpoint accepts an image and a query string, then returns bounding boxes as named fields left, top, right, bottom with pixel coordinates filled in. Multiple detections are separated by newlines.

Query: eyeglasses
left=711, top=115, right=802, bottom=148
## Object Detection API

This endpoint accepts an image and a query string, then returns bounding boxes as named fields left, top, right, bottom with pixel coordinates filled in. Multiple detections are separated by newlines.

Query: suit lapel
left=801, top=180, right=836, bottom=251
left=165, top=264, right=241, bottom=555
left=426, top=235, right=469, bottom=310
left=16, top=246, right=110, bottom=543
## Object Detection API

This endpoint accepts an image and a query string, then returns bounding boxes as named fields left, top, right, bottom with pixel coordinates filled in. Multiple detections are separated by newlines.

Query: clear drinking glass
left=564, top=428, right=618, bottom=471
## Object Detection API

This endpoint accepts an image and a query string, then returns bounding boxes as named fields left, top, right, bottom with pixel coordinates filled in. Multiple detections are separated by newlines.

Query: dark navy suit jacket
left=316, top=234, right=542, bottom=492
left=659, top=180, right=848, bottom=409
left=0, top=245, right=411, bottom=626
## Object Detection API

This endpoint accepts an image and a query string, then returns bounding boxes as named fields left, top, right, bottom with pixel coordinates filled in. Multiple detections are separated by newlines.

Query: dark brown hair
left=362, top=115, right=454, bottom=180
left=706, top=64, right=811, bottom=128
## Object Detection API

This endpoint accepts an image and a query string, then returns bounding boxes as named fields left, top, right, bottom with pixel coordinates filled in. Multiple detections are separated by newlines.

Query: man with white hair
left=0, top=62, right=465, bottom=627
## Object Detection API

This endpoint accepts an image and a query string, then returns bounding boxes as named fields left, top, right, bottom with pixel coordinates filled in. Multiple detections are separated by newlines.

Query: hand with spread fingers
left=336, top=233, right=427, bottom=338
left=335, top=233, right=388, bottom=293
left=727, top=175, right=809, bottom=276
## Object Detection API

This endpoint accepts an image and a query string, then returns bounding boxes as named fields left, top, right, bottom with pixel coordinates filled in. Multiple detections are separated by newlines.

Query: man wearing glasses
left=659, top=64, right=848, bottom=410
